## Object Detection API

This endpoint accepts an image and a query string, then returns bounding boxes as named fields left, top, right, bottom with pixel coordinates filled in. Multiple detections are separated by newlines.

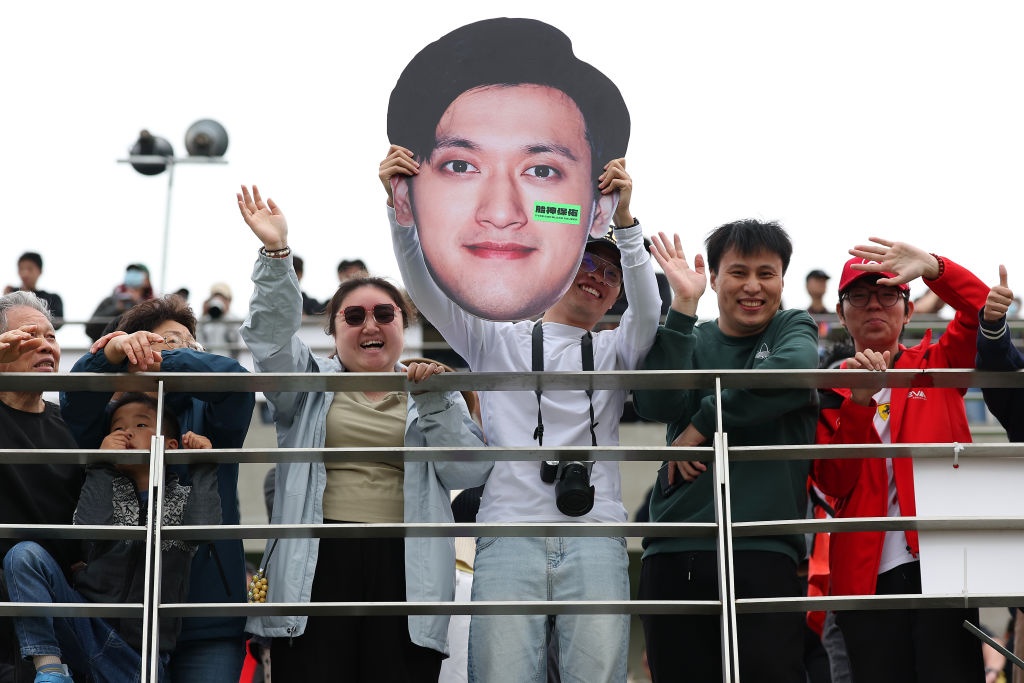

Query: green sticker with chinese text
left=533, top=202, right=582, bottom=224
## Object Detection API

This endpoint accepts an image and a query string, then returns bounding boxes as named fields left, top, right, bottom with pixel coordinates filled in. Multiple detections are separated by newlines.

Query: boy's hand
left=181, top=431, right=212, bottom=450
left=100, top=432, right=132, bottom=450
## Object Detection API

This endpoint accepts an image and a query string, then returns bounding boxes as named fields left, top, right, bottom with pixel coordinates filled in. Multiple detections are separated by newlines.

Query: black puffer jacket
left=72, top=464, right=220, bottom=653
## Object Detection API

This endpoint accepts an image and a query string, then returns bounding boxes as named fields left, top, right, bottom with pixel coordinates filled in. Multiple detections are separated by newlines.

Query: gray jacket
left=240, top=253, right=489, bottom=654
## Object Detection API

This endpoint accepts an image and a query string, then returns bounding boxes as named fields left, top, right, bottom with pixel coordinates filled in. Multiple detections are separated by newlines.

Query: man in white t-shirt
left=382, top=144, right=672, bottom=682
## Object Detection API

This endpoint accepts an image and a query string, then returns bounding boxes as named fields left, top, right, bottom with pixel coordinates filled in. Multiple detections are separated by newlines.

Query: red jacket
left=812, top=257, right=988, bottom=596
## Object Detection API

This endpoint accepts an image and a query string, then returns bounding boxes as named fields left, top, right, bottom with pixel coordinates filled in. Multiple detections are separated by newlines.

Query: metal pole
left=713, top=377, right=740, bottom=682
left=139, top=382, right=168, bottom=681
left=159, top=161, right=176, bottom=296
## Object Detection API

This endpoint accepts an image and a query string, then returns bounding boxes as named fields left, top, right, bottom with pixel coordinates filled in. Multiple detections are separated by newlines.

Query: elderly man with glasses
left=60, top=294, right=256, bottom=683
left=812, top=238, right=989, bottom=683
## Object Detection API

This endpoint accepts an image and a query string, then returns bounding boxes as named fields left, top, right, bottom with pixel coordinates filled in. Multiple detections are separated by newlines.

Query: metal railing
left=1, top=368, right=1023, bottom=681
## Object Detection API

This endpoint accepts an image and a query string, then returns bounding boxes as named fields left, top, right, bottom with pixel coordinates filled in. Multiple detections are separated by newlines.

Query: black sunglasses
left=341, top=304, right=398, bottom=326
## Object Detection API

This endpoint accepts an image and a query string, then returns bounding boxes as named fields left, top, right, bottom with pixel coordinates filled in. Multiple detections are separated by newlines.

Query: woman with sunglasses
left=236, top=185, right=488, bottom=682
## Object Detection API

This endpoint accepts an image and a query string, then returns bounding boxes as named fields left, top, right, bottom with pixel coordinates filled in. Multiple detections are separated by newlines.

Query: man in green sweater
left=633, top=224, right=819, bottom=682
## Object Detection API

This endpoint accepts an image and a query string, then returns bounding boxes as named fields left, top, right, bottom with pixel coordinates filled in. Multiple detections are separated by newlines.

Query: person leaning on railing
left=59, top=294, right=256, bottom=683
left=3, top=393, right=221, bottom=683
left=0, top=291, right=85, bottom=683
left=632, top=219, right=819, bottom=683
left=236, top=185, right=489, bottom=682
left=813, top=238, right=989, bottom=683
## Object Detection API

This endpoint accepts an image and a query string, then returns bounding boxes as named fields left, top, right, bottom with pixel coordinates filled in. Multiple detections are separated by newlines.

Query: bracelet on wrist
left=260, top=245, right=291, bottom=259
left=612, top=216, right=639, bottom=229
left=925, top=253, right=945, bottom=280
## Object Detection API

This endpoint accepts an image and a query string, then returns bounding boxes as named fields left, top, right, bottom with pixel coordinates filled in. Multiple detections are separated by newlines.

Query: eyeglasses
left=842, top=288, right=905, bottom=308
left=341, top=304, right=398, bottom=327
left=580, top=252, right=622, bottom=287
left=160, top=333, right=202, bottom=351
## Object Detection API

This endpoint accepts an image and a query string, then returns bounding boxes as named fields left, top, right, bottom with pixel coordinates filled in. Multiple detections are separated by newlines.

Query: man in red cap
left=813, top=237, right=988, bottom=683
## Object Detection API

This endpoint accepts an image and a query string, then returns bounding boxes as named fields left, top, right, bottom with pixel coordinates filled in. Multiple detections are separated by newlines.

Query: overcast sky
left=5, top=1, right=1022, bottom=348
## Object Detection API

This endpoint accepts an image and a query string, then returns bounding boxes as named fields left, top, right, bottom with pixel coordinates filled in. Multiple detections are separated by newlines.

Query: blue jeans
left=468, top=536, right=629, bottom=683
left=2, top=542, right=166, bottom=683
left=166, top=637, right=245, bottom=683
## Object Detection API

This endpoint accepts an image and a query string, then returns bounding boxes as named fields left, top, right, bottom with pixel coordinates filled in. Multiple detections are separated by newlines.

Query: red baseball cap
left=837, top=257, right=910, bottom=293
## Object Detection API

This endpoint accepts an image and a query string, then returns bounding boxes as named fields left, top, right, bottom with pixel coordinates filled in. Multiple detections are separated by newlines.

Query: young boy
left=3, top=393, right=221, bottom=683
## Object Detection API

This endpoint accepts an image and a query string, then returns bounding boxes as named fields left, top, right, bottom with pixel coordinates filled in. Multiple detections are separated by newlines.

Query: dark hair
left=324, top=277, right=414, bottom=336
left=704, top=219, right=793, bottom=275
left=107, top=392, right=181, bottom=441
left=337, top=259, right=368, bottom=273
left=127, top=263, right=149, bottom=274
left=388, top=18, right=629, bottom=186
left=18, top=252, right=43, bottom=270
left=292, top=255, right=305, bottom=277
left=117, top=295, right=198, bottom=337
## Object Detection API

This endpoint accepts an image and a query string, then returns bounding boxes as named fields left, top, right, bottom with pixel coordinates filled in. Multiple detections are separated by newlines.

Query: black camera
left=540, top=460, right=595, bottom=517
left=206, top=295, right=228, bottom=320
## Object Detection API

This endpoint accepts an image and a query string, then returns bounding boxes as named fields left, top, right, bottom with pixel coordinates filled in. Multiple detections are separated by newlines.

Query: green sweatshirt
left=633, top=308, right=819, bottom=562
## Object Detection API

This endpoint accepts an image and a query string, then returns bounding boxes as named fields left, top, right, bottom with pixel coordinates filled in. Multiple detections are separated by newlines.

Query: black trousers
left=836, top=562, right=983, bottom=683
left=271, top=534, right=442, bottom=683
left=639, top=550, right=805, bottom=683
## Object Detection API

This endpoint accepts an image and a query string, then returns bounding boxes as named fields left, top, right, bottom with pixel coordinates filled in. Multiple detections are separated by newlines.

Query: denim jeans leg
left=3, top=542, right=87, bottom=660
left=167, top=637, right=245, bottom=683
left=552, top=537, right=629, bottom=683
left=468, top=537, right=549, bottom=683
left=3, top=541, right=153, bottom=683
left=468, top=536, right=629, bottom=683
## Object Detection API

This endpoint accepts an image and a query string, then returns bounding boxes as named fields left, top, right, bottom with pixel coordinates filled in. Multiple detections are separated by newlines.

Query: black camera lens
left=555, top=462, right=595, bottom=517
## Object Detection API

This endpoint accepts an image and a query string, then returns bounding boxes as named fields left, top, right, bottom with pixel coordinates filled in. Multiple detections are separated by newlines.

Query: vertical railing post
left=712, top=376, right=739, bottom=682
left=140, top=381, right=167, bottom=682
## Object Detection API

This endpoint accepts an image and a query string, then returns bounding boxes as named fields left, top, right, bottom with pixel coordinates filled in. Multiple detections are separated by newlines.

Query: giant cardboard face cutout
left=388, top=18, right=630, bottom=321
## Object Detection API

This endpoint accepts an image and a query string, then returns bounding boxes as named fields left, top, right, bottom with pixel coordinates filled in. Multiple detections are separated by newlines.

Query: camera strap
left=531, top=322, right=598, bottom=448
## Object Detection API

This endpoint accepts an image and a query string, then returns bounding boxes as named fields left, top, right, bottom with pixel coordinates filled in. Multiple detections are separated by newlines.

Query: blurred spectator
left=337, top=258, right=369, bottom=283
left=291, top=255, right=325, bottom=316
left=172, top=287, right=190, bottom=303
left=806, top=269, right=831, bottom=315
left=85, top=263, right=154, bottom=341
left=198, top=282, right=240, bottom=357
left=912, top=289, right=946, bottom=315
left=4, top=252, right=64, bottom=328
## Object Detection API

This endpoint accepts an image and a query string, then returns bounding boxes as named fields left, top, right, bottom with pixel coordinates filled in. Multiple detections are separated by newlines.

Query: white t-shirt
left=390, top=207, right=661, bottom=523
left=872, top=387, right=918, bottom=573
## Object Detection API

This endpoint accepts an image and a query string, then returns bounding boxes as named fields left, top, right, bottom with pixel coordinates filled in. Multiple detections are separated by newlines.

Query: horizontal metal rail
left=3, top=368, right=1023, bottom=393
left=2, top=440, right=1019, bottom=466
left=2, top=367, right=1022, bottom=682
